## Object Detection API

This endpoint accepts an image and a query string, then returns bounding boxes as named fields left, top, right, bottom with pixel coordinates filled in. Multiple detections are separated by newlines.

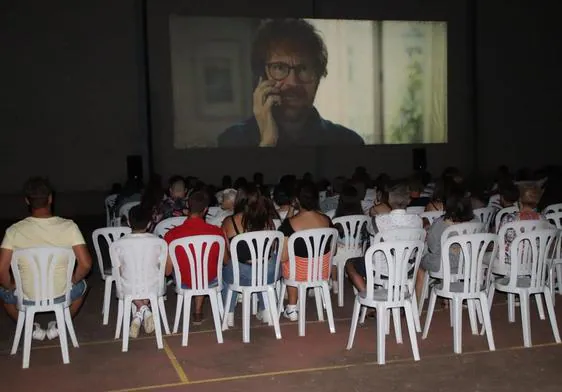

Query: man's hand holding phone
left=253, top=77, right=282, bottom=147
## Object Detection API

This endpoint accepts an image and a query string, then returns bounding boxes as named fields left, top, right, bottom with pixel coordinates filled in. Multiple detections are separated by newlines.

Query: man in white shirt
left=0, top=177, right=92, bottom=340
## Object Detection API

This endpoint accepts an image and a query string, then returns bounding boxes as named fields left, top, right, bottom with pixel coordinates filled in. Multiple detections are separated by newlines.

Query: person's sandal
left=192, top=313, right=204, bottom=325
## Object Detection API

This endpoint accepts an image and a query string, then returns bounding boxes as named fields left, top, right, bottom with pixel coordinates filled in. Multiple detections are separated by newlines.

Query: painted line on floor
left=163, top=340, right=189, bottom=383
left=105, top=341, right=562, bottom=392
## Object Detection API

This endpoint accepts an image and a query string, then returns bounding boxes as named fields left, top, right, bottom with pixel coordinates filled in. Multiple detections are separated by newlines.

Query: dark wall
left=0, top=0, right=559, bottom=217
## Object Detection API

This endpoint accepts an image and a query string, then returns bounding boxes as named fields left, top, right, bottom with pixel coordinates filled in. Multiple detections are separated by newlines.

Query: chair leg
left=337, top=262, right=345, bottom=307
left=535, top=293, right=546, bottom=320
left=376, top=305, right=386, bottom=365
left=266, top=287, right=282, bottom=339
left=520, top=294, right=532, bottom=348
left=209, top=292, right=224, bottom=344
left=544, top=288, right=561, bottom=343
left=314, top=287, right=324, bottom=321
left=297, top=286, right=307, bottom=337
left=278, top=283, right=286, bottom=317
left=410, top=289, right=422, bottom=333
left=467, top=300, right=478, bottom=335
left=172, top=293, right=184, bottom=334
left=404, top=301, right=420, bottom=361
left=418, top=272, right=429, bottom=314
left=102, top=278, right=114, bottom=325
left=22, top=310, right=35, bottom=369
left=158, top=297, right=170, bottom=335
left=221, top=289, right=234, bottom=331
left=392, top=308, right=403, bottom=344
left=64, top=307, right=79, bottom=348
left=242, top=292, right=251, bottom=343
left=478, top=292, right=495, bottom=351
left=115, top=299, right=124, bottom=339
left=217, top=288, right=225, bottom=319
left=322, top=282, right=336, bottom=334
left=346, top=298, right=361, bottom=350
left=252, top=294, right=258, bottom=316
left=422, top=289, right=437, bottom=339
left=54, top=307, right=70, bottom=364
left=359, top=306, right=367, bottom=324
left=181, top=294, right=192, bottom=347
left=148, top=296, right=163, bottom=349
left=10, top=311, right=25, bottom=355
left=508, top=293, right=516, bottom=323
left=452, top=297, right=463, bottom=354
left=122, top=300, right=132, bottom=352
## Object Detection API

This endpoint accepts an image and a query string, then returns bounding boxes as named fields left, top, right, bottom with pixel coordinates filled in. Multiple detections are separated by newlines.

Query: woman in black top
left=278, top=182, right=335, bottom=322
left=221, top=185, right=278, bottom=326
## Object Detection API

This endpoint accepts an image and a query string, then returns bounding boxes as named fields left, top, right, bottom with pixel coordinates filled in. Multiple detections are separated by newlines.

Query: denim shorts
left=181, top=277, right=218, bottom=290
left=0, top=279, right=87, bottom=305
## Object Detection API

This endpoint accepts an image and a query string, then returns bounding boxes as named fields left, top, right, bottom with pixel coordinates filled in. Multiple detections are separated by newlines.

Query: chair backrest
left=420, top=211, right=444, bottom=227
left=286, top=228, right=338, bottom=282
left=546, top=212, right=562, bottom=229
left=325, top=209, right=336, bottom=219
left=406, top=206, right=425, bottom=215
left=92, top=227, right=132, bottom=280
left=497, top=220, right=550, bottom=259
left=110, top=236, right=168, bottom=297
left=364, top=240, right=424, bottom=303
left=105, top=194, right=118, bottom=227
left=506, top=229, right=558, bottom=290
left=543, top=203, right=562, bottom=214
left=153, top=216, right=187, bottom=238
left=168, top=235, right=226, bottom=291
left=441, top=221, right=486, bottom=249
left=473, top=207, right=495, bottom=230
left=230, top=231, right=284, bottom=287
left=441, top=233, right=498, bottom=294
left=320, top=196, right=339, bottom=213
left=332, top=215, right=370, bottom=251
left=375, top=210, right=423, bottom=233
left=494, top=206, right=519, bottom=233
left=118, top=201, right=141, bottom=226
left=373, top=228, right=427, bottom=243
left=11, top=247, right=75, bottom=308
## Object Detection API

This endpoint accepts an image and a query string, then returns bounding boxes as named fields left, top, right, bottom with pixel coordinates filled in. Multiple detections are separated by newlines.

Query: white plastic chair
left=92, top=227, right=132, bottom=325
left=488, top=229, right=561, bottom=347
left=494, top=206, right=519, bottom=233
left=10, top=247, right=79, bottom=369
left=114, top=201, right=141, bottom=226
left=221, top=231, right=284, bottom=343
left=474, top=207, right=495, bottom=231
left=422, top=234, right=498, bottom=354
left=105, top=194, right=118, bottom=227
left=346, top=240, right=424, bottom=365
left=543, top=203, right=562, bottom=214
left=278, top=228, right=338, bottom=337
left=418, top=222, right=486, bottom=314
left=332, top=215, right=370, bottom=307
left=545, top=212, right=562, bottom=298
left=364, top=228, right=426, bottom=331
left=153, top=216, right=187, bottom=238
left=110, top=236, right=170, bottom=352
left=420, top=211, right=444, bottom=227
left=320, top=196, right=339, bottom=213
left=169, top=235, right=225, bottom=346
left=325, top=209, right=336, bottom=219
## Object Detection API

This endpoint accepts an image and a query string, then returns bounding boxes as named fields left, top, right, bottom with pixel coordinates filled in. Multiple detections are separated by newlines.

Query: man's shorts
left=0, top=279, right=87, bottom=305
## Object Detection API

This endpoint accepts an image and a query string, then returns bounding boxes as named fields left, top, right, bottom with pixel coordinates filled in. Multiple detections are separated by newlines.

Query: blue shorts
left=0, top=280, right=87, bottom=305
left=181, top=277, right=218, bottom=290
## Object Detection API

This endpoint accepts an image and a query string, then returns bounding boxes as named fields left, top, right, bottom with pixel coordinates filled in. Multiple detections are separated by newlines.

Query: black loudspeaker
left=412, top=148, right=427, bottom=171
left=127, top=155, right=143, bottom=181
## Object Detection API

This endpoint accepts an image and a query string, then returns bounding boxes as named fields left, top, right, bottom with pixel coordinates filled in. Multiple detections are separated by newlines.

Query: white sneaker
left=256, top=309, right=271, bottom=324
left=129, top=315, right=142, bottom=338
left=46, top=321, right=59, bottom=340
left=32, top=323, right=46, bottom=341
left=226, top=312, right=234, bottom=328
left=283, top=306, right=298, bottom=322
left=142, top=308, right=154, bottom=334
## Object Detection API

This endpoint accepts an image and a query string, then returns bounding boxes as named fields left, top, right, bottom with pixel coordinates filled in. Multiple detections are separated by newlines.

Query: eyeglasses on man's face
left=266, top=62, right=317, bottom=83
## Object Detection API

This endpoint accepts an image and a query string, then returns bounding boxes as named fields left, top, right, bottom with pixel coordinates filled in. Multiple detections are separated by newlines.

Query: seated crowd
left=1, top=164, right=561, bottom=341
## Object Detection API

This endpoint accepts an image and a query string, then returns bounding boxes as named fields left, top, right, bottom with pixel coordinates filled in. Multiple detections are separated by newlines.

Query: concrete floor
left=1, top=216, right=562, bottom=391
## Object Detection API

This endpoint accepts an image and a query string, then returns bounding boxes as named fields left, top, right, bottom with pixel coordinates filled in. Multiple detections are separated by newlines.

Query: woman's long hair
left=241, top=185, right=272, bottom=232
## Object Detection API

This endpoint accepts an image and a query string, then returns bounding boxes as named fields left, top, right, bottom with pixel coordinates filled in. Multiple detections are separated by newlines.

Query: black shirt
left=278, top=218, right=335, bottom=258
left=217, top=107, right=365, bottom=147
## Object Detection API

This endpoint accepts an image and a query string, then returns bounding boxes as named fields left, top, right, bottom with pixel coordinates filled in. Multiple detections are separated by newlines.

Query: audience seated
left=164, top=190, right=227, bottom=324
left=414, top=184, right=477, bottom=298
left=209, top=188, right=237, bottom=226
left=273, top=184, right=294, bottom=220
left=368, top=188, right=392, bottom=217
left=0, top=177, right=92, bottom=340
left=221, top=185, right=277, bottom=326
left=151, top=176, right=189, bottom=229
left=279, top=182, right=334, bottom=321
left=407, top=176, right=430, bottom=208
left=115, top=206, right=172, bottom=338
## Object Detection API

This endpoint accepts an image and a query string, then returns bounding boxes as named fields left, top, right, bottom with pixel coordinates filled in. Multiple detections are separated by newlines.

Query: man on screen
left=217, top=18, right=364, bottom=147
